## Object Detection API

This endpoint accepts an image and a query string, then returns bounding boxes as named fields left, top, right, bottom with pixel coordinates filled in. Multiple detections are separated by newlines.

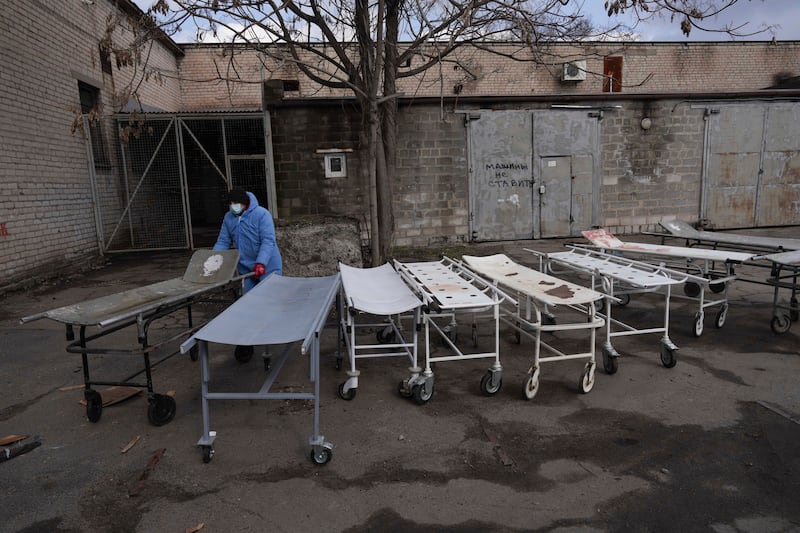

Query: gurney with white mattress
left=393, top=257, right=508, bottom=404
left=461, top=254, right=606, bottom=399
left=336, top=262, right=423, bottom=400
left=530, top=247, right=705, bottom=373
left=181, top=273, right=340, bottom=465
left=581, top=228, right=750, bottom=337
left=20, top=249, right=242, bottom=426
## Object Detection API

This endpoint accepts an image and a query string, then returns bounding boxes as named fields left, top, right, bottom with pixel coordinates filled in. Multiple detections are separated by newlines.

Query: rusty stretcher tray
left=20, top=249, right=242, bottom=426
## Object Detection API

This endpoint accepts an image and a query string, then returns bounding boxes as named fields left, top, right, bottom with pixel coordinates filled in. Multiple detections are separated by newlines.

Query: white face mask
left=230, top=203, right=244, bottom=216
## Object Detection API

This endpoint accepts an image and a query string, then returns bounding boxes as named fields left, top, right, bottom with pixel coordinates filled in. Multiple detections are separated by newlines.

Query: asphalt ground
left=1, top=229, right=799, bottom=533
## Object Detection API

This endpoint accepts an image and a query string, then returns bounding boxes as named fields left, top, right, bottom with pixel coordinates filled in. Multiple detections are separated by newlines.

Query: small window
left=603, top=56, right=623, bottom=93
left=99, top=43, right=113, bottom=75
left=324, top=153, right=347, bottom=178
left=78, top=81, right=110, bottom=168
left=282, top=80, right=299, bottom=92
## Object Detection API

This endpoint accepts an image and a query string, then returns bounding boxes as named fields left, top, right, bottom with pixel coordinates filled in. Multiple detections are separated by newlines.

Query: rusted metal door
left=533, top=110, right=598, bottom=237
left=468, top=111, right=534, bottom=241
left=704, top=103, right=800, bottom=228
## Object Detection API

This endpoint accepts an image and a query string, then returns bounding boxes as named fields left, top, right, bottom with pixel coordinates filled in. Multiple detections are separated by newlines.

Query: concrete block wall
left=393, top=106, right=470, bottom=247
left=269, top=104, right=364, bottom=221
left=0, top=0, right=181, bottom=291
left=599, top=99, right=704, bottom=235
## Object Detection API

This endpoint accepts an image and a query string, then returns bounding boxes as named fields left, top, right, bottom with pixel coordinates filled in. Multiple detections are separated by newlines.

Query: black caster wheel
left=85, top=389, right=102, bottom=423
left=202, top=446, right=214, bottom=464
left=479, top=372, right=502, bottom=396
left=234, top=345, right=253, bottom=363
left=310, top=447, right=332, bottom=465
left=148, top=394, right=176, bottom=426
left=337, top=382, right=357, bottom=400
left=412, top=382, right=433, bottom=405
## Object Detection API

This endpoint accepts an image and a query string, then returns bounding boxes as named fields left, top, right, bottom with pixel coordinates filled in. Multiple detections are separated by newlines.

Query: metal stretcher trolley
left=336, top=262, right=423, bottom=400
left=530, top=247, right=697, bottom=374
left=582, top=228, right=750, bottom=337
left=180, top=273, right=340, bottom=465
left=659, top=220, right=800, bottom=253
left=755, top=250, right=800, bottom=334
left=461, top=254, right=606, bottom=399
left=393, top=257, right=507, bottom=404
left=20, top=249, right=241, bottom=426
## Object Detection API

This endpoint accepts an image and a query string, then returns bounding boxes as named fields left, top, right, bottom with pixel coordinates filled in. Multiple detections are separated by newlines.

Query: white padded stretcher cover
left=583, top=228, right=754, bottom=263
left=339, top=262, right=422, bottom=315
left=462, top=254, right=604, bottom=306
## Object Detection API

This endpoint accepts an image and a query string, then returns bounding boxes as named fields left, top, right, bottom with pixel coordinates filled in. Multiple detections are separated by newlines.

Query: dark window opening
left=282, top=79, right=299, bottom=91
left=99, top=43, right=113, bottom=75
left=78, top=81, right=110, bottom=168
left=603, top=56, right=623, bottom=93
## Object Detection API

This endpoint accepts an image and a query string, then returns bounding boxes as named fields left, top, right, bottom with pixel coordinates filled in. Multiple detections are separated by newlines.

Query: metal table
left=336, top=262, right=423, bottom=400
left=181, top=273, right=341, bottom=465
left=461, top=254, right=606, bottom=399
left=20, top=249, right=242, bottom=426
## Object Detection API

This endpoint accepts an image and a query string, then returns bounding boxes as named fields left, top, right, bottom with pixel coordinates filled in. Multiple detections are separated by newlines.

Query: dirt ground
left=1, top=228, right=799, bottom=533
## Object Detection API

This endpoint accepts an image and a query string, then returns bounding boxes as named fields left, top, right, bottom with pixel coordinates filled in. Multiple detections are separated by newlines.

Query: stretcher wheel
left=660, top=345, right=677, bottom=369
left=715, top=304, right=728, bottom=329
left=310, top=447, right=332, bottom=465
left=693, top=312, right=704, bottom=338
left=202, top=446, right=214, bottom=464
left=85, top=389, right=102, bottom=423
left=337, top=382, right=357, bottom=401
left=771, top=314, right=791, bottom=334
left=684, top=282, right=701, bottom=298
left=617, top=294, right=630, bottom=306
left=412, top=382, right=433, bottom=405
left=602, top=348, right=618, bottom=375
left=234, top=345, right=253, bottom=363
left=579, top=363, right=595, bottom=394
left=376, top=326, right=396, bottom=344
left=480, top=372, right=502, bottom=396
left=335, top=357, right=343, bottom=371
left=596, top=298, right=606, bottom=314
left=709, top=281, right=726, bottom=294
left=398, top=380, right=412, bottom=398
left=522, top=371, right=539, bottom=401
left=440, top=326, right=458, bottom=347
left=189, top=345, right=199, bottom=362
left=148, top=394, right=176, bottom=426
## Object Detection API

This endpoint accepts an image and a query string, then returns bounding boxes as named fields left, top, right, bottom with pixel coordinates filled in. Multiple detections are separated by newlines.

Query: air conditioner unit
left=561, top=60, right=586, bottom=82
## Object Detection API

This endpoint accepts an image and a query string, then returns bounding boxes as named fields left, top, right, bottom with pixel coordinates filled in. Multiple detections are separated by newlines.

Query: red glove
left=253, top=263, right=266, bottom=278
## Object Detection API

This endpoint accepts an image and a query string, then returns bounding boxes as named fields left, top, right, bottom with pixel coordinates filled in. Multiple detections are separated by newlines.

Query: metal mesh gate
left=91, top=114, right=271, bottom=252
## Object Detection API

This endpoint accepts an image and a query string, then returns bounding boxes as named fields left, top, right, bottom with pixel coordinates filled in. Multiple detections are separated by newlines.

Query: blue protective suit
left=213, top=191, right=283, bottom=292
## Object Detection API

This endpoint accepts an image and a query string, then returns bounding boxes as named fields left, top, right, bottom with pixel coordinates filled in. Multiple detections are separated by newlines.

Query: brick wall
left=178, top=41, right=800, bottom=105
left=0, top=0, right=181, bottom=291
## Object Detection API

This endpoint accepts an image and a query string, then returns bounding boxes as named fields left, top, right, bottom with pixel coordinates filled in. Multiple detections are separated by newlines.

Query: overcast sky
left=136, top=0, right=800, bottom=43
left=586, top=0, right=800, bottom=41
